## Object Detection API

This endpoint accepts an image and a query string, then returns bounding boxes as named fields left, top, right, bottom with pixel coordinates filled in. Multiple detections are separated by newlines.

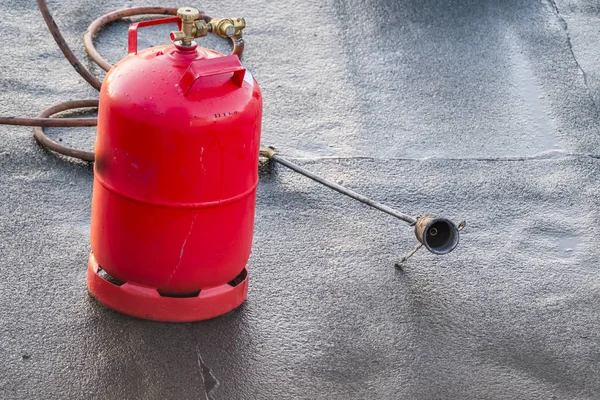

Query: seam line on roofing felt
left=278, top=152, right=600, bottom=162
left=189, top=328, right=220, bottom=400
left=546, top=0, right=599, bottom=114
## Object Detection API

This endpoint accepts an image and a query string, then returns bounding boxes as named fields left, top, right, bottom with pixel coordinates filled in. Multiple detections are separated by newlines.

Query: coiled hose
left=0, top=0, right=244, bottom=162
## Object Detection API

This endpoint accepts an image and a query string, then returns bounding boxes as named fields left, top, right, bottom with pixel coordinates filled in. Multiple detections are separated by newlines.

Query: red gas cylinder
left=86, top=9, right=262, bottom=322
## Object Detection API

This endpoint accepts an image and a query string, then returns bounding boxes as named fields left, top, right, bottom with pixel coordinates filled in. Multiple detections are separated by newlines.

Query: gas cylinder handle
left=178, top=55, right=246, bottom=95
left=128, top=17, right=182, bottom=55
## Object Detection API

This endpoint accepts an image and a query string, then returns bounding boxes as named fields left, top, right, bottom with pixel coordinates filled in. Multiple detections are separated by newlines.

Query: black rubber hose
left=0, top=114, right=97, bottom=127
left=32, top=99, right=98, bottom=162
left=36, top=0, right=103, bottom=90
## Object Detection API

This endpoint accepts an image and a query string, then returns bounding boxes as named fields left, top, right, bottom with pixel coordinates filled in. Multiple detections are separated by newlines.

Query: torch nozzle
left=414, top=216, right=461, bottom=255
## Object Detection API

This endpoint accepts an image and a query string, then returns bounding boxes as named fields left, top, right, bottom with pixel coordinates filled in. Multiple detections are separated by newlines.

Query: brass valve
left=209, top=17, right=246, bottom=39
left=169, top=7, right=204, bottom=46
left=170, top=6, right=245, bottom=46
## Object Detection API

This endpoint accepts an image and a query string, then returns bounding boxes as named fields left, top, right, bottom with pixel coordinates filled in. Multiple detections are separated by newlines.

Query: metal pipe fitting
left=209, top=17, right=246, bottom=38
left=169, top=8, right=245, bottom=46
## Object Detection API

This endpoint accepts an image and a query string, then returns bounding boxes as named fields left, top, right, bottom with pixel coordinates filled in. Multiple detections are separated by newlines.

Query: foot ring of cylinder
left=86, top=253, right=248, bottom=322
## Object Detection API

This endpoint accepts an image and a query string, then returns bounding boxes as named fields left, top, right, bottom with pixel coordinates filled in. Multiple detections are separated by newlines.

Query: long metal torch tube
left=264, top=150, right=417, bottom=225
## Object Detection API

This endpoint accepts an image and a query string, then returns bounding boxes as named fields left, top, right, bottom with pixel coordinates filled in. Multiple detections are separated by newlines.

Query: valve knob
left=177, top=7, right=200, bottom=22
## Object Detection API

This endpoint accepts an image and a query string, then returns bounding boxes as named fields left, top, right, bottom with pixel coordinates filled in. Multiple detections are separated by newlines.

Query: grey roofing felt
left=1, top=0, right=600, bottom=399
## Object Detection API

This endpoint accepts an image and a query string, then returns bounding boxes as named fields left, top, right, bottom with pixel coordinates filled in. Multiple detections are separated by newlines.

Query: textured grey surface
left=1, top=0, right=600, bottom=399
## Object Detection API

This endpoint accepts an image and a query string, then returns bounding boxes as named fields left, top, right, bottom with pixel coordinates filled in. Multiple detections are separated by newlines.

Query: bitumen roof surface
left=1, top=0, right=600, bottom=399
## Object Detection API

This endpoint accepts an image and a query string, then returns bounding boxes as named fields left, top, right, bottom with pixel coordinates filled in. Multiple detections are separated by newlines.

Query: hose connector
left=209, top=17, right=246, bottom=39
left=259, top=146, right=277, bottom=159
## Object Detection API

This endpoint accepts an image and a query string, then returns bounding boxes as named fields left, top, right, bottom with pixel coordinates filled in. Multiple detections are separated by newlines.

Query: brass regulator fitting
left=210, top=17, right=246, bottom=39
left=170, top=6, right=245, bottom=46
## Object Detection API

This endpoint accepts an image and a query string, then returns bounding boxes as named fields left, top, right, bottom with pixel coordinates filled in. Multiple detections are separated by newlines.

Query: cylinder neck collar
left=174, top=40, right=198, bottom=52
